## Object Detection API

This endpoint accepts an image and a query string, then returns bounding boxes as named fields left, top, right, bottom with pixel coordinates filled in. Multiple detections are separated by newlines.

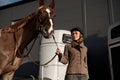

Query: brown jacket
left=58, top=41, right=89, bottom=78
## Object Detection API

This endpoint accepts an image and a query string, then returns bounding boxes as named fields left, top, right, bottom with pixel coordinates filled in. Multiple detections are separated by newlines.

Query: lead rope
left=24, top=34, right=38, bottom=57
left=28, top=35, right=59, bottom=66
left=40, top=35, right=58, bottom=66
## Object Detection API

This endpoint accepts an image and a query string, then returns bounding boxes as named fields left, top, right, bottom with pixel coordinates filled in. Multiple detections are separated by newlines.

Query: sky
left=0, top=0, right=22, bottom=7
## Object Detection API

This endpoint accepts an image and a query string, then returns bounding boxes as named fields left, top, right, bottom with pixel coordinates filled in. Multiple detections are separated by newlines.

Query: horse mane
left=2, top=11, right=37, bottom=33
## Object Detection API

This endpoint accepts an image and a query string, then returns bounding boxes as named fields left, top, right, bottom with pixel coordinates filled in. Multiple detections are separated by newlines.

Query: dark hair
left=70, top=27, right=83, bottom=35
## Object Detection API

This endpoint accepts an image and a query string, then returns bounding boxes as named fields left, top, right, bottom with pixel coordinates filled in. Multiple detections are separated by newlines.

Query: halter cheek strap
left=36, top=13, right=44, bottom=32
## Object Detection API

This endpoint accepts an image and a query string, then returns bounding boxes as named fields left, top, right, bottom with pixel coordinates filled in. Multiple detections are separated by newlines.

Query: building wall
left=0, top=0, right=120, bottom=80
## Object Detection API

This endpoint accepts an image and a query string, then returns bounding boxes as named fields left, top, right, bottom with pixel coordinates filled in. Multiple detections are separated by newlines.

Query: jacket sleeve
left=58, top=45, right=69, bottom=64
left=82, top=43, right=88, bottom=67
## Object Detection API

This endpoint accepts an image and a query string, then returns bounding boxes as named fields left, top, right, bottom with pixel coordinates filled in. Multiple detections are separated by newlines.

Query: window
left=111, top=46, right=120, bottom=80
left=62, top=34, right=72, bottom=43
left=111, top=25, right=120, bottom=39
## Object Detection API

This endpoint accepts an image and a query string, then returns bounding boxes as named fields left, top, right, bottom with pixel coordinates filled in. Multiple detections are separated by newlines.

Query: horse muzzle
left=41, top=29, right=54, bottom=38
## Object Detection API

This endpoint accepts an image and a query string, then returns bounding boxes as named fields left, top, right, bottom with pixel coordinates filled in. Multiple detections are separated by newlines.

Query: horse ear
left=49, top=0, right=55, bottom=9
left=39, top=0, right=44, bottom=7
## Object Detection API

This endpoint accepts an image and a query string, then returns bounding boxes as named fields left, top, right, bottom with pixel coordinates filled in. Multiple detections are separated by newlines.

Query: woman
left=56, top=27, right=89, bottom=80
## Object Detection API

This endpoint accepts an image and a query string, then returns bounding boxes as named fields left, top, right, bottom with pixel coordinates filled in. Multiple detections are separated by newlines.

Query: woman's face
left=71, top=31, right=82, bottom=41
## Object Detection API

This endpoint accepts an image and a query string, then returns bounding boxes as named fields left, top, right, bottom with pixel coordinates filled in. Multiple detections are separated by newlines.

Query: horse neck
left=15, top=14, right=38, bottom=51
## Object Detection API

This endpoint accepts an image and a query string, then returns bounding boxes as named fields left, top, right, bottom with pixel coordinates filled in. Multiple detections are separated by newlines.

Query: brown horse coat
left=0, top=0, right=55, bottom=80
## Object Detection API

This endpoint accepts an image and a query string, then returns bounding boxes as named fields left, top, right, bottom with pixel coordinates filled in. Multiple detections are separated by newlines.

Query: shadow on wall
left=85, top=34, right=111, bottom=80
left=14, top=62, right=54, bottom=80
left=14, top=61, right=39, bottom=79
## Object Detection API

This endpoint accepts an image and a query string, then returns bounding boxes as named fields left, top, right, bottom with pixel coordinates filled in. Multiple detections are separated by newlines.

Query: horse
left=0, top=0, right=55, bottom=80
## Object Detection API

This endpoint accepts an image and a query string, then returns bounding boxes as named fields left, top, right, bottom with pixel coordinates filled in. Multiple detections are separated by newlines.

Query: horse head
left=36, top=0, right=55, bottom=38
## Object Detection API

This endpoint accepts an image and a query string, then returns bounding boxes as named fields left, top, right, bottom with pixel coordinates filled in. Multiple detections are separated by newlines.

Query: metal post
left=81, top=0, right=87, bottom=38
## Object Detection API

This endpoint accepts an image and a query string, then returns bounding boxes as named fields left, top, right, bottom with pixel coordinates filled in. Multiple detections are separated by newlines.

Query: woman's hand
left=56, top=48, right=62, bottom=55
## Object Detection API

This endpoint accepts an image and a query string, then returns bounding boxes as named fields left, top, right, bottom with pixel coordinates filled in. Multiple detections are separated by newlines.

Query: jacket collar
left=71, top=41, right=83, bottom=51
left=71, top=41, right=80, bottom=47
left=71, top=41, right=84, bottom=47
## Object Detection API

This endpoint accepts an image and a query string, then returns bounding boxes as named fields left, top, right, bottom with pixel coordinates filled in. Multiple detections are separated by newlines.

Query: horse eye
left=50, top=12, right=55, bottom=17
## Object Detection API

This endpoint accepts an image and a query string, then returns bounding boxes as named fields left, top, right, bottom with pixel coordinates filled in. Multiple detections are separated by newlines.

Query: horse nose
left=45, top=28, right=48, bottom=32
left=44, top=28, right=50, bottom=34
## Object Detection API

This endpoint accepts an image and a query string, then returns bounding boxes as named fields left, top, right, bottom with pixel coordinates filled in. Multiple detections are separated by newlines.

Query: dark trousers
left=65, top=74, right=88, bottom=80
